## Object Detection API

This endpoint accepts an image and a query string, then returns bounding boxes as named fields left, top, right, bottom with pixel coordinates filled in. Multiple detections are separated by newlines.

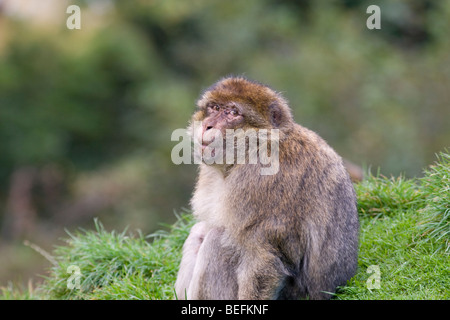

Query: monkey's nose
left=206, top=126, right=213, bottom=131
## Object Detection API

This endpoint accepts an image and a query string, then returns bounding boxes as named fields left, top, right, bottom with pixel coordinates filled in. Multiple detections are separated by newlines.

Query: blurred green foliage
left=0, top=0, right=449, bottom=237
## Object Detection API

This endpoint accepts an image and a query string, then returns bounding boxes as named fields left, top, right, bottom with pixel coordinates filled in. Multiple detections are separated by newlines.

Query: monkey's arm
left=187, top=227, right=239, bottom=299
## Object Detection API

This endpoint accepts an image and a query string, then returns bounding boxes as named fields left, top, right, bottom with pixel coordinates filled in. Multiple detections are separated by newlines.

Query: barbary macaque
left=175, top=76, right=359, bottom=300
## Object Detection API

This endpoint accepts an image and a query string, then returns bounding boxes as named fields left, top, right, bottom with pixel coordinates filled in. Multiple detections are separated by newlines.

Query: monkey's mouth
left=201, top=140, right=216, bottom=157
left=200, top=136, right=218, bottom=150
left=200, top=138, right=226, bottom=159
left=201, top=140, right=211, bottom=149
left=201, top=141, right=211, bottom=153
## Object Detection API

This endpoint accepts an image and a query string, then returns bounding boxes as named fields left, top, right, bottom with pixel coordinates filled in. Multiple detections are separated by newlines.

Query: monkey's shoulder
left=284, top=124, right=340, bottom=160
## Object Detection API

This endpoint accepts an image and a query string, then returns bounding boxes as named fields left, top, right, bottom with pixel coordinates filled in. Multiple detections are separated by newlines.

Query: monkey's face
left=199, top=102, right=244, bottom=148
left=190, top=101, right=245, bottom=164
left=190, top=77, right=292, bottom=167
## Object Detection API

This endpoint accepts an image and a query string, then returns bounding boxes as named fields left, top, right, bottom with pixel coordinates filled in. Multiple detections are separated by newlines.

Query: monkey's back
left=223, top=124, right=359, bottom=299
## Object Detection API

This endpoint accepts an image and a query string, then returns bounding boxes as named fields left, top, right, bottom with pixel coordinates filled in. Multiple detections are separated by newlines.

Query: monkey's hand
left=185, top=221, right=208, bottom=254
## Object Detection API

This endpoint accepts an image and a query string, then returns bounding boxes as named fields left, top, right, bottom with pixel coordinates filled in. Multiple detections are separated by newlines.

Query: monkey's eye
left=209, top=104, right=220, bottom=111
left=230, top=109, right=239, bottom=116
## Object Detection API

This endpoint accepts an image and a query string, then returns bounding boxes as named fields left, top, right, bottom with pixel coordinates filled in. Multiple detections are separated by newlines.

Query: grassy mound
left=1, top=151, right=449, bottom=300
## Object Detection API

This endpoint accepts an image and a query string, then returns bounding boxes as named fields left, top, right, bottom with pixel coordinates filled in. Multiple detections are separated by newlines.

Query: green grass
left=337, top=209, right=449, bottom=299
left=337, top=151, right=450, bottom=299
left=1, top=151, right=449, bottom=300
left=35, top=215, right=194, bottom=300
left=417, top=151, right=450, bottom=253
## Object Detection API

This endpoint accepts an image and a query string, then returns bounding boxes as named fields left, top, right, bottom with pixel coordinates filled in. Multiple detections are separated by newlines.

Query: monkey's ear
left=269, top=103, right=283, bottom=128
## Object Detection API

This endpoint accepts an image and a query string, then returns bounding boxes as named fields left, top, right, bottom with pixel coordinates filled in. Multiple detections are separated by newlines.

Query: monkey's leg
left=237, top=251, right=287, bottom=300
left=175, top=221, right=208, bottom=300
left=303, top=239, right=357, bottom=299
left=187, top=227, right=238, bottom=299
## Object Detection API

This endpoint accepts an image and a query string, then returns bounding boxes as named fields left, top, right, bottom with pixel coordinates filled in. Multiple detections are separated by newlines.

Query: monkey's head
left=189, top=77, right=293, bottom=166
left=194, top=76, right=293, bottom=131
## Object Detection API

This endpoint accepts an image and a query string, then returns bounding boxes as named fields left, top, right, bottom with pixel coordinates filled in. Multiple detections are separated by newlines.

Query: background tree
left=0, top=0, right=448, bottom=285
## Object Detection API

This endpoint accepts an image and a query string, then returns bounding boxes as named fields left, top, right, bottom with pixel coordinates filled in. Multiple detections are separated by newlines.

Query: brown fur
left=175, top=76, right=359, bottom=300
